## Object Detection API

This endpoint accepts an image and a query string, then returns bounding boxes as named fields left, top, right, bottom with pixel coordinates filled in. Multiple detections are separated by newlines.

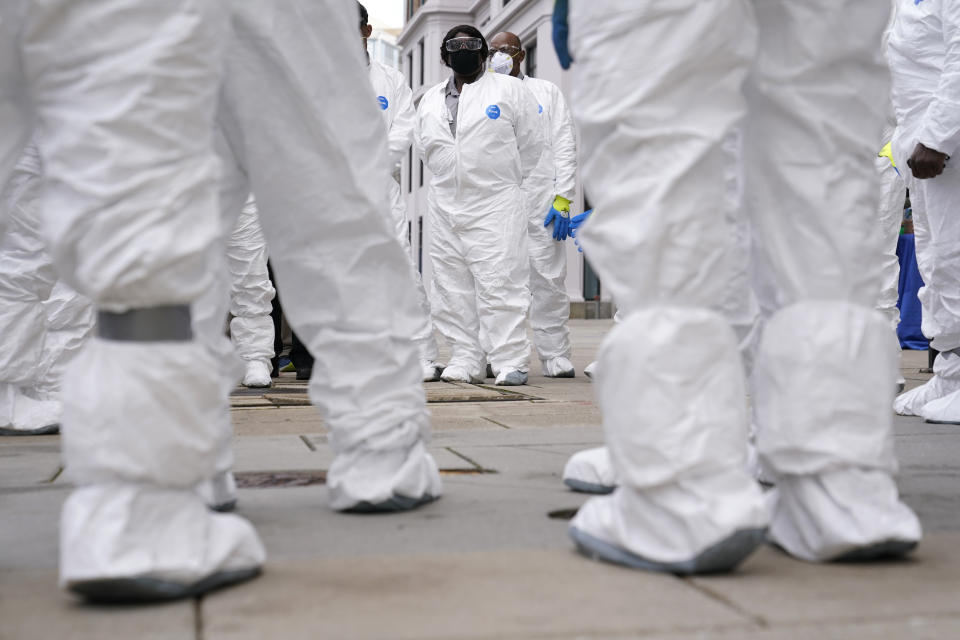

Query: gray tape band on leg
left=97, top=305, right=193, bottom=341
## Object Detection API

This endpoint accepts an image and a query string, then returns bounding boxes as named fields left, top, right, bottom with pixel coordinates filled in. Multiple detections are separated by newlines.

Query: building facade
left=368, top=22, right=403, bottom=70
left=397, top=0, right=609, bottom=315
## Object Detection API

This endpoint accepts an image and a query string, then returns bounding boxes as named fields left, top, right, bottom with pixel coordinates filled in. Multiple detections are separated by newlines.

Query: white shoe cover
left=767, top=469, right=921, bottom=562
left=241, top=360, right=272, bottom=388
left=895, top=375, right=960, bottom=416
left=563, top=446, right=617, bottom=494
left=570, top=469, right=769, bottom=570
left=326, top=437, right=442, bottom=512
left=421, top=360, right=442, bottom=383
left=195, top=470, right=239, bottom=512
left=894, top=351, right=960, bottom=416
left=11, top=392, right=62, bottom=432
left=542, top=356, right=575, bottom=378
left=583, top=361, right=597, bottom=380
left=61, top=485, right=265, bottom=588
left=919, top=386, right=960, bottom=424
left=495, top=369, right=528, bottom=386
left=441, top=364, right=481, bottom=384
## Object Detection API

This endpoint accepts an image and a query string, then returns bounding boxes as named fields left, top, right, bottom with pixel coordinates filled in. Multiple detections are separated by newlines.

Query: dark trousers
left=267, top=262, right=314, bottom=374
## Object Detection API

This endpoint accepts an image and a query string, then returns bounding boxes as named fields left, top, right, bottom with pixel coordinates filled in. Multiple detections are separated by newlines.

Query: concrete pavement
left=2, top=320, right=959, bottom=639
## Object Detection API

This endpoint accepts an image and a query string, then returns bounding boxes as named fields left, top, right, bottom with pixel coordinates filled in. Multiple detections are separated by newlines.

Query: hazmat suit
left=563, top=129, right=768, bottom=492
left=0, top=0, right=267, bottom=601
left=563, top=0, right=920, bottom=573
left=416, top=70, right=544, bottom=385
left=227, top=195, right=276, bottom=388
left=889, top=0, right=960, bottom=422
left=519, top=74, right=578, bottom=378
left=213, top=1, right=442, bottom=514
left=368, top=58, right=443, bottom=382
left=0, top=143, right=94, bottom=435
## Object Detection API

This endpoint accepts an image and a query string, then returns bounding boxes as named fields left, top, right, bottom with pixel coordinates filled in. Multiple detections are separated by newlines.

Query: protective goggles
left=445, top=37, right=483, bottom=52
left=489, top=45, right=521, bottom=57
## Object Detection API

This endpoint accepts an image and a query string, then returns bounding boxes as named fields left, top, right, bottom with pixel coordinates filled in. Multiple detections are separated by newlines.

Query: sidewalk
left=2, top=320, right=959, bottom=639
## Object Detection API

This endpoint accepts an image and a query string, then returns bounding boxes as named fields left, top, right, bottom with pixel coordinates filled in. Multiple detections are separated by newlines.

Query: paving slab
left=201, top=549, right=752, bottom=640
left=690, top=533, right=960, bottom=626
left=230, top=406, right=325, bottom=436
left=231, top=435, right=316, bottom=472
left=429, top=425, right=604, bottom=448
left=650, top=616, right=960, bottom=640
left=0, top=438, right=62, bottom=487
left=231, top=475, right=587, bottom=562
left=0, top=486, right=69, bottom=570
left=0, top=568, right=195, bottom=640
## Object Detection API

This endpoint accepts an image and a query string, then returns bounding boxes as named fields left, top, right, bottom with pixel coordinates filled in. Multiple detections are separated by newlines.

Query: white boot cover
left=542, top=356, right=576, bottom=378
left=0, top=385, right=61, bottom=435
left=62, top=485, right=264, bottom=601
left=327, top=428, right=441, bottom=512
left=756, top=301, right=920, bottom=561
left=569, top=309, right=768, bottom=573
left=766, top=469, right=921, bottom=562
left=60, top=340, right=264, bottom=597
left=894, top=350, right=960, bottom=416
left=563, top=446, right=616, bottom=494
left=918, top=386, right=960, bottom=424
left=583, top=361, right=597, bottom=380
left=241, top=359, right=272, bottom=388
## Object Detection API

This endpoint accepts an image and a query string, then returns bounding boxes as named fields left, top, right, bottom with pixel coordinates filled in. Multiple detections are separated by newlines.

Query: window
left=407, top=0, right=426, bottom=20
left=418, top=39, right=425, bottom=87
left=407, top=51, right=413, bottom=89
left=407, top=145, right=413, bottom=193
left=419, top=159, right=424, bottom=187
left=526, top=40, right=537, bottom=78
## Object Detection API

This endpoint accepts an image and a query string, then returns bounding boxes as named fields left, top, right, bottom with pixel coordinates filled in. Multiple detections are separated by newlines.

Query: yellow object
left=878, top=141, right=896, bottom=169
left=552, top=195, right=571, bottom=212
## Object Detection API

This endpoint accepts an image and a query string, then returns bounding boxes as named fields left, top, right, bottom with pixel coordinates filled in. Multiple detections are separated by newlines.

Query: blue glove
left=569, top=209, right=593, bottom=252
left=569, top=209, right=593, bottom=233
left=552, top=0, right=572, bottom=70
left=544, top=195, right=572, bottom=241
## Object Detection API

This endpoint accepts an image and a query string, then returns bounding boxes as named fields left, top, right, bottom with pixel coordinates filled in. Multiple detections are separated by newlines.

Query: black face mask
left=449, top=50, right=483, bottom=76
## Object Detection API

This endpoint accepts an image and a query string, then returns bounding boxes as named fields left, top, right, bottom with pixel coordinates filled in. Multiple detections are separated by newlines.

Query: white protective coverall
left=1, top=0, right=267, bottom=601
left=566, top=0, right=920, bottom=572
left=228, top=195, right=276, bottom=388
left=563, top=129, right=768, bottom=491
left=889, top=0, right=960, bottom=422
left=0, top=143, right=94, bottom=435
left=876, top=3, right=907, bottom=341
left=214, top=1, right=442, bottom=513
left=416, top=71, right=544, bottom=382
left=876, top=125, right=907, bottom=351
left=368, top=58, right=443, bottom=380
left=520, top=74, right=578, bottom=376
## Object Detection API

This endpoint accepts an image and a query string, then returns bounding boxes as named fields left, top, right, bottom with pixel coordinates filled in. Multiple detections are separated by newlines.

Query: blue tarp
left=897, top=233, right=929, bottom=350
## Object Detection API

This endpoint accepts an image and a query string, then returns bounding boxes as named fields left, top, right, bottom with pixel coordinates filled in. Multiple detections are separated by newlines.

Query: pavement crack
left=299, top=434, right=317, bottom=451
left=681, top=578, right=769, bottom=629
left=445, top=446, right=484, bottom=471
left=193, top=596, right=205, bottom=640
left=481, top=416, right=511, bottom=429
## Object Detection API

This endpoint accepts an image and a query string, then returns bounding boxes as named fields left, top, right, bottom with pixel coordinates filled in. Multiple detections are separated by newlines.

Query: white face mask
left=490, top=51, right=514, bottom=75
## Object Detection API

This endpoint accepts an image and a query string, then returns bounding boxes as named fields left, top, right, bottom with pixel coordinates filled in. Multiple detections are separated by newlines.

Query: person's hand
left=568, top=209, right=593, bottom=252
left=552, top=0, right=572, bottom=70
left=544, top=195, right=571, bottom=241
left=907, top=142, right=949, bottom=179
